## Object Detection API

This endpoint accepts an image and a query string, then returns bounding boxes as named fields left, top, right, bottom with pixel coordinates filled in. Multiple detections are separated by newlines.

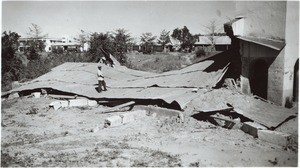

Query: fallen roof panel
left=233, top=98, right=297, bottom=128
left=4, top=53, right=230, bottom=110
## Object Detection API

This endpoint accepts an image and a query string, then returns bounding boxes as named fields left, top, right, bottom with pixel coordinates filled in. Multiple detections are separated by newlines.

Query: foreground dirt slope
left=1, top=90, right=298, bottom=167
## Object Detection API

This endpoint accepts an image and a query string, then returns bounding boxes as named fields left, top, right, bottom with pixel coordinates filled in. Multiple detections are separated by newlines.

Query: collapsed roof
left=3, top=52, right=296, bottom=128
left=3, top=53, right=229, bottom=110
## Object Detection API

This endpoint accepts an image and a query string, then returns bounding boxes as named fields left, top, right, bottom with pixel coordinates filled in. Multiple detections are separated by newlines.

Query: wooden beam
left=99, top=101, right=135, bottom=113
left=48, top=94, right=75, bottom=99
left=196, top=107, right=233, bottom=113
left=211, top=116, right=239, bottom=124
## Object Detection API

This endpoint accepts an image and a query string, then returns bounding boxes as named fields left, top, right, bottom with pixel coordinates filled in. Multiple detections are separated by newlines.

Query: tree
left=25, top=23, right=47, bottom=60
left=203, top=20, right=223, bottom=51
left=171, top=26, right=196, bottom=52
left=87, top=32, right=114, bottom=63
left=112, top=29, right=132, bottom=65
left=157, top=29, right=171, bottom=52
left=140, top=32, right=156, bottom=54
left=1, top=31, right=25, bottom=90
left=74, top=29, right=90, bottom=46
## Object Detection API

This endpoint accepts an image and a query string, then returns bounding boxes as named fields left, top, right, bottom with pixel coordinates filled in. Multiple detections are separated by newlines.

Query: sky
left=2, top=1, right=236, bottom=41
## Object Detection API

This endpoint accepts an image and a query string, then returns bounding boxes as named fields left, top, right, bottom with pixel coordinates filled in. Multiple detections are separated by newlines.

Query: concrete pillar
left=258, top=130, right=292, bottom=146
left=241, top=122, right=267, bottom=137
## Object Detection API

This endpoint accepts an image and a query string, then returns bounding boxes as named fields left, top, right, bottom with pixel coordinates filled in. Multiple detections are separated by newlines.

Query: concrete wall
left=236, top=1, right=286, bottom=40
left=282, top=1, right=299, bottom=105
left=240, top=40, right=285, bottom=104
left=237, top=1, right=299, bottom=106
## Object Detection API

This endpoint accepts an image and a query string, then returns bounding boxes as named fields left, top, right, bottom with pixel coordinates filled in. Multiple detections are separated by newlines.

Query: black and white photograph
left=1, top=0, right=299, bottom=167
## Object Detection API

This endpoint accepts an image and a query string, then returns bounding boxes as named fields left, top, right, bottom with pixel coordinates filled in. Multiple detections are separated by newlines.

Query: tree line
left=2, top=22, right=225, bottom=91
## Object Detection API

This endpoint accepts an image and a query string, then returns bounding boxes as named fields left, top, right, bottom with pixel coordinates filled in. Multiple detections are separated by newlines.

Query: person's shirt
left=97, top=69, right=104, bottom=81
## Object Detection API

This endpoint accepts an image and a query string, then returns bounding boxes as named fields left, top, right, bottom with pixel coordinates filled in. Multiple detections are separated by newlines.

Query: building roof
left=194, top=36, right=231, bottom=45
left=3, top=53, right=230, bottom=110
left=51, top=42, right=81, bottom=46
left=237, top=36, right=285, bottom=50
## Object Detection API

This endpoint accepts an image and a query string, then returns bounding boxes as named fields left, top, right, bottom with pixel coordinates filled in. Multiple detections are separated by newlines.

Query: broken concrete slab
left=69, top=99, right=88, bottom=107
left=60, top=101, right=69, bottom=107
left=141, top=106, right=184, bottom=123
left=88, top=100, right=98, bottom=107
left=258, top=130, right=292, bottom=147
left=49, top=101, right=62, bottom=110
left=104, top=115, right=122, bottom=127
left=241, top=122, right=267, bottom=138
left=8, top=92, right=19, bottom=100
left=32, top=92, right=41, bottom=98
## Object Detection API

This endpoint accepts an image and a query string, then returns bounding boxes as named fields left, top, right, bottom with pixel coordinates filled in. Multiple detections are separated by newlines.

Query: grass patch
left=126, top=52, right=191, bottom=73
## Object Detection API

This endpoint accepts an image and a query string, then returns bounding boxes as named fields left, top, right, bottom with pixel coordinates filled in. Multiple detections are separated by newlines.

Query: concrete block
left=8, top=92, right=19, bottom=99
left=120, top=113, right=135, bottom=124
left=32, top=92, right=41, bottom=98
left=49, top=101, right=62, bottom=110
left=241, top=122, right=267, bottom=137
left=258, top=130, right=292, bottom=147
left=104, top=115, right=122, bottom=127
left=60, top=101, right=69, bottom=107
left=69, top=99, right=88, bottom=107
left=88, top=100, right=98, bottom=107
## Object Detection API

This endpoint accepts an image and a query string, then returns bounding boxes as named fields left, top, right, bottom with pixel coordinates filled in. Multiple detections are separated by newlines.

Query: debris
left=253, top=95, right=274, bottom=104
left=224, top=78, right=237, bottom=89
left=214, top=62, right=230, bottom=87
left=49, top=101, right=62, bottom=110
left=192, top=88, right=198, bottom=93
left=100, top=101, right=135, bottom=113
left=8, top=92, right=19, bottom=100
left=241, top=122, right=267, bottom=137
left=258, top=130, right=292, bottom=147
left=210, top=116, right=240, bottom=129
left=32, top=92, right=41, bottom=98
left=104, top=115, right=122, bottom=128
left=41, top=89, right=47, bottom=96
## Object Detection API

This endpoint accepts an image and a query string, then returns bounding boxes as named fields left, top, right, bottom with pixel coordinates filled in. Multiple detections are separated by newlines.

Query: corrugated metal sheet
left=4, top=53, right=228, bottom=109
left=234, top=98, right=296, bottom=128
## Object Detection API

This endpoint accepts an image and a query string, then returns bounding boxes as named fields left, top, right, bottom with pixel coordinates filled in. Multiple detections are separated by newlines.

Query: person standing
left=97, top=65, right=107, bottom=92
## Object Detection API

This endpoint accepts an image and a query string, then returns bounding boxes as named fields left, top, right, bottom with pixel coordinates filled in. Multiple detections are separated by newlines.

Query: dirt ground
left=1, top=88, right=298, bottom=167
